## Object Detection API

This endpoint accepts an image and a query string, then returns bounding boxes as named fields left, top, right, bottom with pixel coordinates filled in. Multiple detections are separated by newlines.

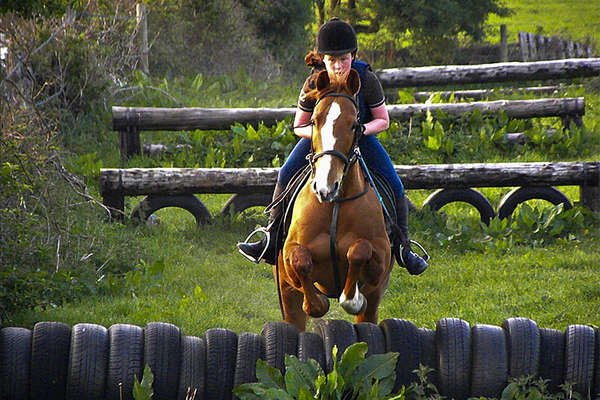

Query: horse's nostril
left=333, top=181, right=339, bottom=192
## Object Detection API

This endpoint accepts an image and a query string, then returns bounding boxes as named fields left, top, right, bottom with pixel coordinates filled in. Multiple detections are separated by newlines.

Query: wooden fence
left=519, top=32, right=595, bottom=62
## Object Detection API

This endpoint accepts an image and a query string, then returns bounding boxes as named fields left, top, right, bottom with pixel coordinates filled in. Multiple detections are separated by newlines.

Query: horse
left=276, top=68, right=393, bottom=332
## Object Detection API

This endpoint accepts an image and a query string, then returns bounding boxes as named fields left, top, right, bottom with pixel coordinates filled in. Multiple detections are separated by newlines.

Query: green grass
left=487, top=0, right=600, bottom=49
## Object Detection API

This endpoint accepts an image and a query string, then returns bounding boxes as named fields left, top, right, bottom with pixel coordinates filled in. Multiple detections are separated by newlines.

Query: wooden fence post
left=580, top=162, right=600, bottom=211
left=136, top=2, right=149, bottom=75
left=499, top=25, right=508, bottom=62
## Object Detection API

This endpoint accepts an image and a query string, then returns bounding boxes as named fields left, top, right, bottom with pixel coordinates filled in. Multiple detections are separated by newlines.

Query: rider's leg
left=358, top=135, right=428, bottom=275
left=237, top=138, right=311, bottom=264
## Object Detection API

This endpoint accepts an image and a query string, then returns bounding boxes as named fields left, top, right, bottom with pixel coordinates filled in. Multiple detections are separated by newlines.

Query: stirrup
left=238, top=227, right=271, bottom=263
left=399, top=240, right=430, bottom=266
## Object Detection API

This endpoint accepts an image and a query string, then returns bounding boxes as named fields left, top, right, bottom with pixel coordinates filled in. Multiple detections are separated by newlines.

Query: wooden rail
left=113, top=97, right=584, bottom=160
left=99, top=162, right=600, bottom=222
left=375, top=58, right=600, bottom=88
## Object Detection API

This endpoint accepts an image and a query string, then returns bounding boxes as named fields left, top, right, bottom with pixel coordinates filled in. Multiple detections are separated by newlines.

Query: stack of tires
left=0, top=317, right=597, bottom=400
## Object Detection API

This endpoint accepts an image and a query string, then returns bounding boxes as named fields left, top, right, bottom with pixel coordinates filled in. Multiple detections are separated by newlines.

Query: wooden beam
left=375, top=58, right=600, bottom=88
left=112, top=98, right=584, bottom=132
left=99, top=162, right=600, bottom=195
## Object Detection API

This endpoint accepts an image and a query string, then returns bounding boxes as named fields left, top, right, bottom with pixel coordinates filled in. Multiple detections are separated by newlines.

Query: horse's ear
left=315, top=70, right=331, bottom=91
left=346, top=69, right=360, bottom=96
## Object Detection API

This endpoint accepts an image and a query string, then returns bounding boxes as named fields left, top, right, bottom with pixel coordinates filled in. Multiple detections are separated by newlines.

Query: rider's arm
left=293, top=109, right=313, bottom=139
left=363, top=104, right=389, bottom=135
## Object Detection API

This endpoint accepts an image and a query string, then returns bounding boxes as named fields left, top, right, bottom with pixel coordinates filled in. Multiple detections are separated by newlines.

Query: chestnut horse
left=276, top=69, right=393, bottom=331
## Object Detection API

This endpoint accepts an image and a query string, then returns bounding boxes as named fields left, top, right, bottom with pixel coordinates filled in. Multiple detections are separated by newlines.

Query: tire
left=564, top=325, right=595, bottom=397
left=498, top=187, right=572, bottom=219
left=205, top=328, right=238, bottom=400
left=262, top=322, right=299, bottom=375
left=0, top=327, right=31, bottom=400
left=297, top=332, right=326, bottom=372
left=144, top=322, right=181, bottom=400
left=30, top=321, right=71, bottom=400
left=220, top=193, right=272, bottom=217
left=380, top=319, right=420, bottom=393
left=314, top=319, right=357, bottom=373
left=66, top=323, right=109, bottom=400
left=435, top=318, right=471, bottom=400
left=423, top=188, right=495, bottom=224
left=234, top=332, right=266, bottom=387
left=418, top=328, right=438, bottom=387
left=470, top=324, right=508, bottom=398
left=354, top=322, right=386, bottom=357
left=595, top=328, right=600, bottom=399
left=539, top=328, right=565, bottom=393
left=178, top=336, right=206, bottom=400
left=501, top=317, right=540, bottom=379
left=131, top=194, right=212, bottom=225
left=106, top=324, right=144, bottom=400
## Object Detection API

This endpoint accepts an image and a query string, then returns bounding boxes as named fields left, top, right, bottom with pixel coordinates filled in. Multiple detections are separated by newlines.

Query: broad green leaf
left=255, top=359, right=285, bottom=389
left=339, top=342, right=368, bottom=378
left=284, top=355, right=319, bottom=397
left=232, top=383, right=271, bottom=400
left=351, top=352, right=399, bottom=384
left=501, top=382, right=519, bottom=400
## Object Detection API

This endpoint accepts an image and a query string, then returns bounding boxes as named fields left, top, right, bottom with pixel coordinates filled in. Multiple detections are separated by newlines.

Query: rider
left=238, top=17, right=428, bottom=275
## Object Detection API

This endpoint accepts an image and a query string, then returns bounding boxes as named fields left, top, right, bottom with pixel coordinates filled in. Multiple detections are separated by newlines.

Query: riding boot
left=237, top=183, right=284, bottom=265
left=393, top=196, right=429, bottom=275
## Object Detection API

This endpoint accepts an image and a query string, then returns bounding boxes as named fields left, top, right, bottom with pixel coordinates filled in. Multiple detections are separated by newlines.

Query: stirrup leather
left=399, top=240, right=430, bottom=266
left=238, top=227, right=271, bottom=263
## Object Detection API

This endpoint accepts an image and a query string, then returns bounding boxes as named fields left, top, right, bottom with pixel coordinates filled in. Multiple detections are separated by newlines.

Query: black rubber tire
left=297, top=332, right=326, bottom=372
left=234, top=332, right=266, bottom=388
left=380, top=318, right=421, bottom=393
left=30, top=321, right=71, bottom=400
left=501, top=317, right=540, bottom=379
left=178, top=335, right=206, bottom=400
left=220, top=193, right=272, bottom=216
left=564, top=324, right=595, bottom=397
left=539, top=328, right=565, bottom=393
left=0, top=327, right=32, bottom=400
left=498, top=186, right=572, bottom=219
left=417, top=327, right=438, bottom=387
left=435, top=318, right=471, bottom=400
left=422, top=188, right=496, bottom=224
left=354, top=322, right=386, bottom=357
left=66, top=323, right=109, bottom=400
left=131, top=194, right=212, bottom=225
left=594, top=328, right=600, bottom=399
left=470, top=324, right=508, bottom=398
left=144, top=322, right=181, bottom=400
left=106, top=324, right=144, bottom=400
left=262, top=321, right=299, bottom=375
left=205, top=328, right=238, bottom=400
left=314, top=319, right=357, bottom=374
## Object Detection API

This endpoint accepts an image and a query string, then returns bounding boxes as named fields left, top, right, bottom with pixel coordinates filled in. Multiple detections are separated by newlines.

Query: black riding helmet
left=317, top=17, right=357, bottom=56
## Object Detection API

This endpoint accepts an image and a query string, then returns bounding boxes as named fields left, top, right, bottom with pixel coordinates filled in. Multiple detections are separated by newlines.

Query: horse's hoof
left=340, top=290, right=366, bottom=315
left=304, top=295, right=330, bottom=318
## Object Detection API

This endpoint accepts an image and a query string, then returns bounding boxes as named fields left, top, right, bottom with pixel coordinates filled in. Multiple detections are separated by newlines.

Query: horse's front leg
left=284, top=244, right=330, bottom=323
left=339, top=239, right=374, bottom=315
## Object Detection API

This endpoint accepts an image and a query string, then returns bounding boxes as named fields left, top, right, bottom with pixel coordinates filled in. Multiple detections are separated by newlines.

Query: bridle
left=305, top=92, right=366, bottom=202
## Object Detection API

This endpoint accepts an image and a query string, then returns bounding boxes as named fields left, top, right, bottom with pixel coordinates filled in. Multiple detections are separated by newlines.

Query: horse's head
left=309, top=69, right=361, bottom=203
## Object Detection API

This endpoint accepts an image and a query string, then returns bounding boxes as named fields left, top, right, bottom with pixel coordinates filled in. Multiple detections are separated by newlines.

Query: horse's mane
left=304, top=72, right=353, bottom=104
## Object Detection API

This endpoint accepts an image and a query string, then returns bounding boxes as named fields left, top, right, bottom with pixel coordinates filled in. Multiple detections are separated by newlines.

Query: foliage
left=0, top=0, right=68, bottom=16
left=234, top=342, right=402, bottom=400
left=133, top=365, right=154, bottom=400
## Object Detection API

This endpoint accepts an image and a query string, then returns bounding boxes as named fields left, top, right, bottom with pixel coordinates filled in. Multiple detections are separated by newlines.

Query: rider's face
left=323, top=53, right=353, bottom=82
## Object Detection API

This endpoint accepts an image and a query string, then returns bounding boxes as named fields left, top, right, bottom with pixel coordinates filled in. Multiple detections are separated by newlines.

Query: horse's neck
left=341, top=164, right=368, bottom=196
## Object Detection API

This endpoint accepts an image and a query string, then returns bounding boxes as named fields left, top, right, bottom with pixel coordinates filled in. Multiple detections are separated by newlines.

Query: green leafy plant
left=234, top=342, right=402, bottom=400
left=133, top=365, right=154, bottom=400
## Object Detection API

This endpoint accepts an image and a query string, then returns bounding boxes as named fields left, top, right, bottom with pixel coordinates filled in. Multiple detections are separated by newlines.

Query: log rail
left=99, top=161, right=600, bottom=222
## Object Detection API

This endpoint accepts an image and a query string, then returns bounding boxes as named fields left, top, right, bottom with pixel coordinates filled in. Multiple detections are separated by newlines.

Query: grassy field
left=487, top=0, right=600, bottom=49
left=5, top=1, right=600, bottom=337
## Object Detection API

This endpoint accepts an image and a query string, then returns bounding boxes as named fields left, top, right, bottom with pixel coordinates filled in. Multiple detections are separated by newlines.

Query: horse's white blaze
left=313, top=102, right=341, bottom=198
left=339, top=282, right=365, bottom=315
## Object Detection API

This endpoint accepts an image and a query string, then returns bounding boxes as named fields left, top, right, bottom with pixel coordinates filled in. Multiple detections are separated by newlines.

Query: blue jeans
left=278, top=136, right=405, bottom=200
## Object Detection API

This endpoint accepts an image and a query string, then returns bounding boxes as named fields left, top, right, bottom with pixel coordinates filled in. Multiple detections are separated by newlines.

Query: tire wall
left=0, top=317, right=597, bottom=400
